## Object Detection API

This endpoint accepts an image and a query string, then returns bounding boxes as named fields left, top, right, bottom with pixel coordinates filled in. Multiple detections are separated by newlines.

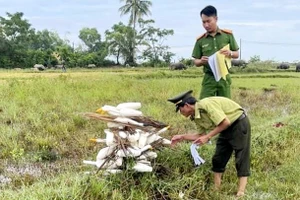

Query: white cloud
left=38, top=3, right=115, bottom=13
left=251, top=0, right=300, bottom=10
left=221, top=19, right=300, bottom=31
left=251, top=2, right=278, bottom=9
left=1, top=0, right=300, bottom=62
left=284, top=4, right=300, bottom=10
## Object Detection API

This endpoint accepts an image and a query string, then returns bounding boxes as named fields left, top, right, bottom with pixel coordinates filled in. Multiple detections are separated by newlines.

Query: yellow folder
left=216, top=44, right=231, bottom=80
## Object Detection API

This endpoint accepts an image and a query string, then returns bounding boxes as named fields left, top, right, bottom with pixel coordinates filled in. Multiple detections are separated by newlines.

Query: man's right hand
left=171, top=135, right=184, bottom=146
left=194, top=56, right=209, bottom=66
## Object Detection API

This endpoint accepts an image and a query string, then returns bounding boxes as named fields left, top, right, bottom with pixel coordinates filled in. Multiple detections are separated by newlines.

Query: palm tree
left=119, top=0, right=152, bottom=65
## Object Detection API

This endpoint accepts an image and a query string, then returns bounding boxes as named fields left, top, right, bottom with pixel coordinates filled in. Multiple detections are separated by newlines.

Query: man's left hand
left=193, top=135, right=209, bottom=145
left=219, top=49, right=231, bottom=57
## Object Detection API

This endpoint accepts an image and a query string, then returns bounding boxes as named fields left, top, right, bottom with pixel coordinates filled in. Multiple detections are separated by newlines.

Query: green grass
left=0, top=67, right=300, bottom=199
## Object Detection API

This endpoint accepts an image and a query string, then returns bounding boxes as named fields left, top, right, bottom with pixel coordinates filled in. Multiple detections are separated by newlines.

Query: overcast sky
left=1, top=0, right=300, bottom=62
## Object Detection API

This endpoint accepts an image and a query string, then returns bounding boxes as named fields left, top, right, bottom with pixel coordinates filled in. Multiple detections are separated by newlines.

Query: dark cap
left=168, top=90, right=194, bottom=112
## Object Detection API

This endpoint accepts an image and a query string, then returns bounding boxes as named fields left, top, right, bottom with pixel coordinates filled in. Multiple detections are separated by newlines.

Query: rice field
left=0, top=67, right=299, bottom=199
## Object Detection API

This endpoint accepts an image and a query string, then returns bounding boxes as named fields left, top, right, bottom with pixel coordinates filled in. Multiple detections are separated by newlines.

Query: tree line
left=0, top=0, right=175, bottom=69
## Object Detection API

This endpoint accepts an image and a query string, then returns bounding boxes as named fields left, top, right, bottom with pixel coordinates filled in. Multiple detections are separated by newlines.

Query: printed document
left=208, top=44, right=232, bottom=81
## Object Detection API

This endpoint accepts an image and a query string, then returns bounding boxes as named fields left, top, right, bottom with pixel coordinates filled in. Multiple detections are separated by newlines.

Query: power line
left=242, top=40, right=300, bottom=46
left=168, top=40, right=300, bottom=48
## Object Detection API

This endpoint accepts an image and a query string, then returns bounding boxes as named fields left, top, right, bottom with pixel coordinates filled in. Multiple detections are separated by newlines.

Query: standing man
left=192, top=5, right=239, bottom=99
left=168, top=90, right=251, bottom=197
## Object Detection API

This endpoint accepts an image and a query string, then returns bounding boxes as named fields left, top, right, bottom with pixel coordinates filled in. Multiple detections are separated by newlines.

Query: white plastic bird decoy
left=118, top=131, right=127, bottom=139
left=127, top=131, right=140, bottom=147
left=156, top=126, right=170, bottom=135
left=96, top=145, right=116, bottom=160
left=133, top=162, right=153, bottom=172
left=127, top=144, right=152, bottom=157
left=119, top=108, right=143, bottom=117
left=104, top=129, right=116, bottom=146
left=154, top=136, right=172, bottom=145
left=107, top=122, right=124, bottom=129
left=116, top=144, right=152, bottom=157
left=83, top=160, right=106, bottom=168
left=146, top=134, right=159, bottom=145
left=137, top=155, right=147, bottom=160
left=137, top=160, right=151, bottom=165
left=101, top=105, right=120, bottom=116
left=89, top=138, right=106, bottom=143
left=114, top=117, right=143, bottom=127
left=105, top=157, right=123, bottom=169
left=143, top=151, right=157, bottom=159
left=116, top=102, right=141, bottom=110
left=138, top=131, right=150, bottom=148
left=103, top=169, right=123, bottom=175
left=162, top=138, right=171, bottom=145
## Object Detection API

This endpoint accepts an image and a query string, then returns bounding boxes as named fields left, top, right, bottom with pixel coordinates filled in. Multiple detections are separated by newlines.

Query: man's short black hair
left=200, top=5, right=217, bottom=17
left=184, top=97, right=197, bottom=105
left=176, top=96, right=197, bottom=111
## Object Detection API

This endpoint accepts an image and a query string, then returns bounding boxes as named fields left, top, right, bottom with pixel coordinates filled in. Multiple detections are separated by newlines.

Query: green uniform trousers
left=200, top=73, right=232, bottom=99
left=212, top=115, right=251, bottom=177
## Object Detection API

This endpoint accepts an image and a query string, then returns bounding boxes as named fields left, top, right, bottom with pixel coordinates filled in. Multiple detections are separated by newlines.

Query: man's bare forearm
left=182, top=133, right=204, bottom=141
left=206, top=118, right=230, bottom=139
left=231, top=51, right=239, bottom=59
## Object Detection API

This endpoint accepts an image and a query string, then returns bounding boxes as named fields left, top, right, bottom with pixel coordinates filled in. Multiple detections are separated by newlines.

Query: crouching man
left=168, top=90, right=251, bottom=197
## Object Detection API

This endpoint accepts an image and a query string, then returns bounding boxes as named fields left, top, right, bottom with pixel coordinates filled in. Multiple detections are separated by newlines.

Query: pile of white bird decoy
left=83, top=102, right=171, bottom=175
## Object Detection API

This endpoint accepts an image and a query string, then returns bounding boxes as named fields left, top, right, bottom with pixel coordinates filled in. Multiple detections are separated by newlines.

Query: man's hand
left=194, top=56, right=209, bottom=66
left=219, top=49, right=232, bottom=58
left=193, top=135, right=210, bottom=145
left=200, top=56, right=209, bottom=64
left=171, top=134, right=184, bottom=146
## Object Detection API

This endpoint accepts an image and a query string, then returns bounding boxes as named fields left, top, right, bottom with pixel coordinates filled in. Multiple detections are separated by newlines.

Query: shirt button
left=215, top=47, right=217, bottom=49
left=214, top=38, right=216, bottom=40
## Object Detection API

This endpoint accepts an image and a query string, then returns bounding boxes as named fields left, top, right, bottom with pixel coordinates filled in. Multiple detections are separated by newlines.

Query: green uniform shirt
left=194, top=97, right=244, bottom=133
left=192, top=28, right=239, bottom=74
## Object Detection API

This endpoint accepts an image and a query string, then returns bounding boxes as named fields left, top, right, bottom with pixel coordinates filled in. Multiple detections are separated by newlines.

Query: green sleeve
left=229, top=33, right=239, bottom=51
left=192, top=40, right=202, bottom=59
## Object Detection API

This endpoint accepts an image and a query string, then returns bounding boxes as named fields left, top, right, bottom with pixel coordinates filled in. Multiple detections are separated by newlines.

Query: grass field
left=0, top=67, right=300, bottom=200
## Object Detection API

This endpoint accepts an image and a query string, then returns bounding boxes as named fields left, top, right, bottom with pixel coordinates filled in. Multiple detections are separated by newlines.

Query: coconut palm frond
left=130, top=116, right=168, bottom=128
left=82, top=112, right=154, bottom=132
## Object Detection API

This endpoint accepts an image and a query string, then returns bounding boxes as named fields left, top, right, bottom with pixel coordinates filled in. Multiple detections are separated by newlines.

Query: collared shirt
left=192, top=28, right=239, bottom=74
left=194, top=97, right=244, bottom=133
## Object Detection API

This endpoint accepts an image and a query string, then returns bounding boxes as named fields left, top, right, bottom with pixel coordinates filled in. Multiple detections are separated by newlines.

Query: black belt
left=232, top=112, right=247, bottom=126
left=237, top=112, right=247, bottom=121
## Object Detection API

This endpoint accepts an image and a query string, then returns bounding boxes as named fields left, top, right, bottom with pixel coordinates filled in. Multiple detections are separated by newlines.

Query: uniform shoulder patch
left=196, top=33, right=207, bottom=41
left=221, top=29, right=233, bottom=34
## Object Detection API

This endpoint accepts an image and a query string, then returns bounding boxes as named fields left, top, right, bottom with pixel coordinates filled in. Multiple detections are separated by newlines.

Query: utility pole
left=240, top=38, right=242, bottom=60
